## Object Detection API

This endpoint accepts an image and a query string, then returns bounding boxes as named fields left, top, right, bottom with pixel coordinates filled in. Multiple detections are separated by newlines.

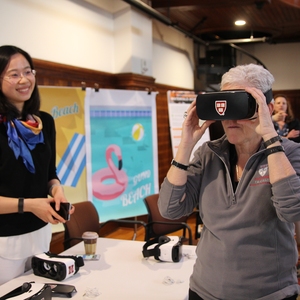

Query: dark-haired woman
left=0, top=45, right=74, bottom=284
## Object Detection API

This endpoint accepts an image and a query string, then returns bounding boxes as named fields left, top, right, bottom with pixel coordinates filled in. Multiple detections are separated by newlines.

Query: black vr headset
left=196, top=89, right=273, bottom=120
left=142, top=236, right=183, bottom=262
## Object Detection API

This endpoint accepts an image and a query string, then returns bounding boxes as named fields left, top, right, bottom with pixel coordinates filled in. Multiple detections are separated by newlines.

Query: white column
left=114, top=7, right=152, bottom=75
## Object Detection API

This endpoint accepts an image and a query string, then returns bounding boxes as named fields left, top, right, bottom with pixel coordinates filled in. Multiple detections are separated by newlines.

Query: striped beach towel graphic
left=57, top=133, right=86, bottom=187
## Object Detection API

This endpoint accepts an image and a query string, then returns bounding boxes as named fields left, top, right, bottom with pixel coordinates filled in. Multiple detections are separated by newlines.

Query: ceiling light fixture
left=235, top=20, right=246, bottom=26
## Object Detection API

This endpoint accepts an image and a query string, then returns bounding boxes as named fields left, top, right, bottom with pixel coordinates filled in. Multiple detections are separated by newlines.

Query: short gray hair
left=220, top=63, right=275, bottom=93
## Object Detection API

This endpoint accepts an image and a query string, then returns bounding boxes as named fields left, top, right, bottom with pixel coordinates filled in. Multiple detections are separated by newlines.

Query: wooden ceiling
left=145, top=0, right=300, bottom=44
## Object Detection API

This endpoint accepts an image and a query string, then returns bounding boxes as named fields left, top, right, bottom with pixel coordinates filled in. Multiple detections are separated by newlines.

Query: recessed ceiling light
left=235, top=20, right=246, bottom=26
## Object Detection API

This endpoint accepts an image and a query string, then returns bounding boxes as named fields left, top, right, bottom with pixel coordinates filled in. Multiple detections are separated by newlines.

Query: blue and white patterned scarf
left=3, top=115, right=44, bottom=173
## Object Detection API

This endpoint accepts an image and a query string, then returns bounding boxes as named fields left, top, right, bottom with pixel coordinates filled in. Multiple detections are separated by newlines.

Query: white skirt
left=0, top=224, right=52, bottom=260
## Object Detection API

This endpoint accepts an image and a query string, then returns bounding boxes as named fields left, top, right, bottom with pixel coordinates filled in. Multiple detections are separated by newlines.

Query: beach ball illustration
left=132, top=123, right=144, bottom=141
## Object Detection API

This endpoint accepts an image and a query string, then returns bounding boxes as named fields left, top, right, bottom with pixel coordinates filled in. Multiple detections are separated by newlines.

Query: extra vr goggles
left=31, top=252, right=84, bottom=281
left=142, top=236, right=183, bottom=262
left=0, top=282, right=52, bottom=300
left=0, top=282, right=77, bottom=300
left=196, top=89, right=273, bottom=120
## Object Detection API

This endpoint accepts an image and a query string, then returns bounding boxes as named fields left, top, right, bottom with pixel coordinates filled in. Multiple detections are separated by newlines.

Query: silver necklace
left=236, top=165, right=241, bottom=181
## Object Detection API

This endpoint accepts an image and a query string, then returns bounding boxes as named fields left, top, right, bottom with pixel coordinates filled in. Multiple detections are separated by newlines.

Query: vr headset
left=142, top=236, right=183, bottom=262
left=0, top=282, right=52, bottom=300
left=0, top=282, right=77, bottom=300
left=196, top=89, right=273, bottom=120
left=31, top=252, right=84, bottom=281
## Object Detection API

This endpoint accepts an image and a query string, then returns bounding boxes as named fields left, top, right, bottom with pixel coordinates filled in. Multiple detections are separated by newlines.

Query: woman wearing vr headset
left=158, top=64, right=300, bottom=300
left=0, top=45, right=74, bottom=285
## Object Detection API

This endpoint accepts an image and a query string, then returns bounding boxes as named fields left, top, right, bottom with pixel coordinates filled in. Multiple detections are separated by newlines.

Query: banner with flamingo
left=85, top=88, right=158, bottom=221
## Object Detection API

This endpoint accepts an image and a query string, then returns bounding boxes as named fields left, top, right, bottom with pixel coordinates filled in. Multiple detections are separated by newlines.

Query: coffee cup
left=82, top=231, right=98, bottom=255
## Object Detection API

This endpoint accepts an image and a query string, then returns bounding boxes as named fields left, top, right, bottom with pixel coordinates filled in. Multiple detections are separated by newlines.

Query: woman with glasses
left=158, top=64, right=300, bottom=300
left=0, top=45, right=74, bottom=284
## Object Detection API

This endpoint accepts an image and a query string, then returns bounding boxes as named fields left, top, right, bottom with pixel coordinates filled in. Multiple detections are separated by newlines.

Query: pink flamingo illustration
left=92, top=144, right=128, bottom=200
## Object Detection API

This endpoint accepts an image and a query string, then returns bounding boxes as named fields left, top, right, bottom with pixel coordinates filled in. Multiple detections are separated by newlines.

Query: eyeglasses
left=1, top=69, right=36, bottom=83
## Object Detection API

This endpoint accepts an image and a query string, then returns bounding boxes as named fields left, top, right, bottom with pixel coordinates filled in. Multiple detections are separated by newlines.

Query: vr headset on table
left=196, top=89, right=273, bottom=120
left=0, top=282, right=76, bottom=300
left=142, top=236, right=183, bottom=262
left=0, top=282, right=52, bottom=300
left=31, top=252, right=84, bottom=281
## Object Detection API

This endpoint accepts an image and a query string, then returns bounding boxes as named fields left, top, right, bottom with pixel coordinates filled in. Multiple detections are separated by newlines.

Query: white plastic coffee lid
left=82, top=231, right=99, bottom=239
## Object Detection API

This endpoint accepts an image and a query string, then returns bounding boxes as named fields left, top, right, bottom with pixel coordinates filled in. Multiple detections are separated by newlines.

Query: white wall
left=114, top=7, right=153, bottom=76
left=152, top=20, right=195, bottom=89
left=0, top=0, right=115, bottom=72
left=153, top=39, right=194, bottom=89
left=238, top=43, right=300, bottom=90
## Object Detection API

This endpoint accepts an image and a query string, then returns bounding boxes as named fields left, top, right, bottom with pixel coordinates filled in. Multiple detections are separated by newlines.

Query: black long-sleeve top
left=0, top=111, right=59, bottom=236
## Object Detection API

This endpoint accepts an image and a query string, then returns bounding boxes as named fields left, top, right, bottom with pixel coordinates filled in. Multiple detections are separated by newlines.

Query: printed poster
left=39, top=86, right=87, bottom=232
left=167, top=90, right=210, bottom=159
left=85, top=88, right=158, bottom=222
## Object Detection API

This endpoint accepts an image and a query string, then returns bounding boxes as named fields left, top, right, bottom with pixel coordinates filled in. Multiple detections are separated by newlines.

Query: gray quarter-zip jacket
left=158, top=136, right=300, bottom=300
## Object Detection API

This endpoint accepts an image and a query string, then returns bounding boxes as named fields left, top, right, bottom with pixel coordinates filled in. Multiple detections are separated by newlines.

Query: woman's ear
left=268, top=101, right=274, bottom=116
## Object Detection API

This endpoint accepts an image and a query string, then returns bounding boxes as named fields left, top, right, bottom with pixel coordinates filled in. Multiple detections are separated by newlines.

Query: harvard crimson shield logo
left=215, top=101, right=227, bottom=116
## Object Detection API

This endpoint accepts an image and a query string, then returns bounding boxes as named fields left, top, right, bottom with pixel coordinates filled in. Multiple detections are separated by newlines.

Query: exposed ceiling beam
left=122, top=0, right=207, bottom=45
left=122, top=0, right=268, bottom=45
left=209, top=37, right=269, bottom=44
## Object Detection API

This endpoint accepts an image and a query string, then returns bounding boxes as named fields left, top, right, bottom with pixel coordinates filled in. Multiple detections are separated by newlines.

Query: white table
left=0, top=238, right=197, bottom=300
